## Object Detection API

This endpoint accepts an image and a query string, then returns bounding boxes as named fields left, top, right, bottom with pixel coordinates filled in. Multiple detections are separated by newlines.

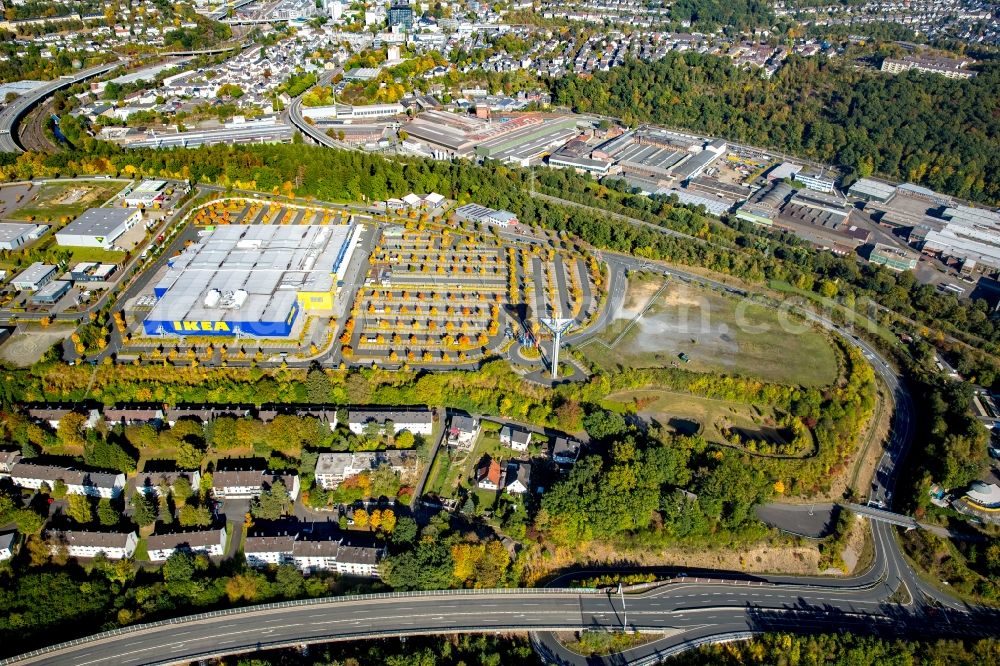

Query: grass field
left=63, top=246, right=127, bottom=264
left=602, top=389, right=785, bottom=447
left=581, top=277, right=838, bottom=387
left=10, top=180, right=126, bottom=222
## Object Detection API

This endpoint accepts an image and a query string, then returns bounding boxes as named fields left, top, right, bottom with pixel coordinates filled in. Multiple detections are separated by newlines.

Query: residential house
left=244, top=529, right=383, bottom=577
left=132, top=469, right=202, bottom=497
left=26, top=406, right=71, bottom=430
left=211, top=469, right=300, bottom=500
left=0, top=531, right=15, bottom=561
left=147, top=527, right=227, bottom=562
left=0, top=450, right=21, bottom=474
left=165, top=405, right=251, bottom=427
left=505, top=461, right=531, bottom=495
left=499, top=425, right=532, bottom=452
left=476, top=455, right=502, bottom=491
left=348, top=408, right=434, bottom=436
left=103, top=406, right=164, bottom=426
left=243, top=533, right=296, bottom=567
left=257, top=406, right=338, bottom=431
left=447, top=414, right=480, bottom=449
left=552, top=437, right=581, bottom=465
left=8, top=462, right=126, bottom=498
left=46, top=529, right=138, bottom=560
left=313, top=451, right=417, bottom=490
left=26, top=406, right=99, bottom=431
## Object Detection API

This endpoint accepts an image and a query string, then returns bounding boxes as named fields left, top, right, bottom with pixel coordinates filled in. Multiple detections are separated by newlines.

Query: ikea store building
left=143, top=223, right=361, bottom=338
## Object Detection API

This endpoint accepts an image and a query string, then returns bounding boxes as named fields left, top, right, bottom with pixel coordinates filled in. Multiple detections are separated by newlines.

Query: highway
left=284, top=67, right=361, bottom=152
left=8, top=249, right=1000, bottom=666
left=0, top=61, right=122, bottom=153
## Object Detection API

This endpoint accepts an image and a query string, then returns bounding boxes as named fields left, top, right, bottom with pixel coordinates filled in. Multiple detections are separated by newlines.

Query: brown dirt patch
left=525, top=540, right=829, bottom=582
left=619, top=277, right=664, bottom=318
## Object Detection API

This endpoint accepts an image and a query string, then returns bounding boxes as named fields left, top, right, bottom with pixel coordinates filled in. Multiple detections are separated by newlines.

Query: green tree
left=131, top=492, right=156, bottom=527
left=162, top=550, right=195, bottom=584
left=97, top=498, right=120, bottom=526
left=250, top=480, right=290, bottom=520
left=66, top=494, right=93, bottom=525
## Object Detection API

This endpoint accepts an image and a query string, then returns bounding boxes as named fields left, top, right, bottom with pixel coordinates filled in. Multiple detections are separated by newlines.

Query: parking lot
left=190, top=199, right=353, bottom=228
left=343, top=222, right=599, bottom=367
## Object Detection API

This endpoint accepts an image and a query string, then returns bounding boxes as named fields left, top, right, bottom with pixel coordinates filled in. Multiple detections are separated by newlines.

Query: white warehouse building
left=56, top=208, right=142, bottom=249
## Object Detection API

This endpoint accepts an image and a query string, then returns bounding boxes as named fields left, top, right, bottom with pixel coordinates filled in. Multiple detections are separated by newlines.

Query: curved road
left=0, top=61, right=122, bottom=152
left=7, top=251, right=1000, bottom=666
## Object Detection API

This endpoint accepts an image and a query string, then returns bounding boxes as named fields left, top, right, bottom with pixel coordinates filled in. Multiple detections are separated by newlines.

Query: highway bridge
left=6, top=249, right=1000, bottom=665
left=0, top=61, right=122, bottom=153
left=206, top=0, right=259, bottom=20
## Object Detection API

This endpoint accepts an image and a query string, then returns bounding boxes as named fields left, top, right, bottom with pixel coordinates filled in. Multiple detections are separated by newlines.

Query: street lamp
left=617, top=582, right=627, bottom=632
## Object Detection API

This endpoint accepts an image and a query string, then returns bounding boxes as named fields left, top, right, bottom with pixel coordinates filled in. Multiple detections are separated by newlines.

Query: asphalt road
left=10, top=247, right=1000, bottom=666
left=0, top=61, right=121, bottom=153
left=10, top=574, right=999, bottom=666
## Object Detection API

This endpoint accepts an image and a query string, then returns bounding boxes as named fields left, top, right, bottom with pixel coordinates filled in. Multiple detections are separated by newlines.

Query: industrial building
left=735, top=181, right=793, bottom=227
left=795, top=169, right=836, bottom=194
left=665, top=188, right=732, bottom=216
left=403, top=111, right=579, bottom=164
left=68, top=262, right=118, bottom=283
left=0, top=222, right=44, bottom=250
left=672, top=140, right=727, bottom=182
left=454, top=203, right=519, bottom=227
left=123, top=180, right=168, bottom=208
left=920, top=205, right=1000, bottom=273
left=10, top=263, right=57, bottom=291
left=300, top=103, right=405, bottom=121
left=869, top=243, right=918, bottom=272
left=473, top=114, right=579, bottom=165
left=848, top=178, right=896, bottom=203
left=142, top=223, right=362, bottom=338
left=31, top=280, right=71, bottom=305
left=55, top=208, right=142, bottom=249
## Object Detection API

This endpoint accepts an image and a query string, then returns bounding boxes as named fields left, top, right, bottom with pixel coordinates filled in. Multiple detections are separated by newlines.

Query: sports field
left=581, top=276, right=838, bottom=387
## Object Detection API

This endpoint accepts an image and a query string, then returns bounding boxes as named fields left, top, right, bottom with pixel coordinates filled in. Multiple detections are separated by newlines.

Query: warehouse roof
left=849, top=178, right=896, bottom=201
left=60, top=208, right=136, bottom=238
left=11, top=262, right=56, bottom=286
left=146, top=224, right=357, bottom=326
left=0, top=222, right=40, bottom=243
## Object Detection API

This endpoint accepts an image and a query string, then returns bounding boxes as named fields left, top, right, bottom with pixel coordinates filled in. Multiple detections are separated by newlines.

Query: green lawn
left=64, top=246, right=127, bottom=264
left=602, top=389, right=785, bottom=447
left=581, top=278, right=838, bottom=387
left=10, top=180, right=128, bottom=222
left=134, top=538, right=149, bottom=562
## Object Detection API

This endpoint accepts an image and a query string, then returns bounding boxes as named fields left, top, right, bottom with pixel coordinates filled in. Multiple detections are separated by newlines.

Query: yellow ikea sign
left=171, top=321, right=231, bottom=333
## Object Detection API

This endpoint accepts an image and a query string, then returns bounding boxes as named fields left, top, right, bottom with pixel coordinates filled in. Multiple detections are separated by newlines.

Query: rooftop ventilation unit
left=219, top=289, right=248, bottom=310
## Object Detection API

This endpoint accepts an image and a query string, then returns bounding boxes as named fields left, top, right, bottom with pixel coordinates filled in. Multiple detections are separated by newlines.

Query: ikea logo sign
left=171, top=321, right=231, bottom=333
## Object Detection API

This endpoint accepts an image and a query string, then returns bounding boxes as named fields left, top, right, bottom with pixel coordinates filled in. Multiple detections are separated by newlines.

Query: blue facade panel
left=142, top=302, right=299, bottom=338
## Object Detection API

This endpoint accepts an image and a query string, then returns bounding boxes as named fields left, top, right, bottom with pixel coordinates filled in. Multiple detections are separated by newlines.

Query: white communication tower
left=540, top=317, right=573, bottom=379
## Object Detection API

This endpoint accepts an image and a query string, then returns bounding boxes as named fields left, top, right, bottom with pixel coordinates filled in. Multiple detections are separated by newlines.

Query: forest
left=0, top=545, right=345, bottom=656
left=667, top=633, right=1000, bottom=665
left=669, top=0, right=773, bottom=30
left=194, top=633, right=1000, bottom=666
left=551, top=53, right=1000, bottom=205
left=221, top=634, right=537, bottom=666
